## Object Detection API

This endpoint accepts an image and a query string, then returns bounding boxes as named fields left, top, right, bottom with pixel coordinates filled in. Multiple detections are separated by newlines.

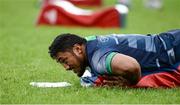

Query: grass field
left=1, top=0, right=180, bottom=104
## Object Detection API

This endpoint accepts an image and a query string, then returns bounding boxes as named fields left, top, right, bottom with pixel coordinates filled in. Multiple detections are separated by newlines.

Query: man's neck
left=82, top=44, right=89, bottom=67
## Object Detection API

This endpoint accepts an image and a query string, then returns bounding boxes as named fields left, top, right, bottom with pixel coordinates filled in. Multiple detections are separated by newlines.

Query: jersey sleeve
left=93, top=52, right=117, bottom=75
left=105, top=52, right=117, bottom=74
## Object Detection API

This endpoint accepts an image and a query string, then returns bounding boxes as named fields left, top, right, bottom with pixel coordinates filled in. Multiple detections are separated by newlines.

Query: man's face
left=55, top=45, right=86, bottom=77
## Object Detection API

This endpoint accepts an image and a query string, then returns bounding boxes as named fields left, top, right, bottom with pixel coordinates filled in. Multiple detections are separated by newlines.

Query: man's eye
left=64, top=60, right=68, bottom=65
left=60, top=59, right=67, bottom=64
left=57, top=58, right=68, bottom=64
left=59, top=59, right=64, bottom=63
left=57, top=58, right=63, bottom=63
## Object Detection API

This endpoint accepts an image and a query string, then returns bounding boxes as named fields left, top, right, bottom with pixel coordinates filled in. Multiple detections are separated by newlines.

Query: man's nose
left=63, top=63, right=70, bottom=70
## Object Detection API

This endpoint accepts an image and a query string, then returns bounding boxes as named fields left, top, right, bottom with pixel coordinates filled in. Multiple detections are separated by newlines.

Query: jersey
left=85, top=29, right=180, bottom=76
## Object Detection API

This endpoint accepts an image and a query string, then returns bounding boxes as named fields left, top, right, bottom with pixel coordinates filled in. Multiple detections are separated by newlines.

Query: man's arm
left=110, top=53, right=141, bottom=85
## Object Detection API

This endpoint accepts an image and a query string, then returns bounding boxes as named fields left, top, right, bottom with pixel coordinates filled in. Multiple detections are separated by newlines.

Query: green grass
left=1, top=0, right=180, bottom=104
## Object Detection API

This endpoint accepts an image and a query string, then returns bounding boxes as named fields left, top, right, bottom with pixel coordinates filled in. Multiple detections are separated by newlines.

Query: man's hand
left=95, top=75, right=131, bottom=87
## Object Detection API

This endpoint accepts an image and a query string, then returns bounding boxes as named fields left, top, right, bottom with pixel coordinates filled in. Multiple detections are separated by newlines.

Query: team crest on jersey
left=98, top=36, right=109, bottom=43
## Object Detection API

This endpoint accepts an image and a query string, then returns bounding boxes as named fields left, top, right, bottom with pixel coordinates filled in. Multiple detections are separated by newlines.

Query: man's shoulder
left=85, top=35, right=97, bottom=41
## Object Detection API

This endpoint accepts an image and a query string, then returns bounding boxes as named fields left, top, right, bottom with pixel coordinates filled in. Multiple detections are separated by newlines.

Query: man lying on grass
left=48, top=29, right=180, bottom=88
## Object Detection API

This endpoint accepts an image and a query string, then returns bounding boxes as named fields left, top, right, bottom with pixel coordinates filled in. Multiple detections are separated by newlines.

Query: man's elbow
left=125, top=63, right=141, bottom=85
left=122, top=63, right=141, bottom=85
left=130, top=68, right=141, bottom=85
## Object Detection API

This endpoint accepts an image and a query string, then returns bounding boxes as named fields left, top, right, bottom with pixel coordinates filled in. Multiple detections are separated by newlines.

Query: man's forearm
left=99, top=75, right=131, bottom=87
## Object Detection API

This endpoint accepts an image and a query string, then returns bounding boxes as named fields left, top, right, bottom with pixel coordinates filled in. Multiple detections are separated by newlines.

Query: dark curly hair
left=49, top=33, right=87, bottom=59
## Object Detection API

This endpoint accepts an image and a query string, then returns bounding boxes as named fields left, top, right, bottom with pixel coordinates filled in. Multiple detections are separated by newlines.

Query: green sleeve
left=85, top=35, right=96, bottom=41
left=105, top=52, right=117, bottom=74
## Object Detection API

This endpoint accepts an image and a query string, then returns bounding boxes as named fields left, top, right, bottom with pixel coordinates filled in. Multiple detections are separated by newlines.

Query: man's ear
left=72, top=44, right=83, bottom=55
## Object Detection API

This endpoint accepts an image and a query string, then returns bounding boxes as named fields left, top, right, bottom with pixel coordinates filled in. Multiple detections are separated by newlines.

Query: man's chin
left=77, top=70, right=85, bottom=77
left=77, top=72, right=83, bottom=77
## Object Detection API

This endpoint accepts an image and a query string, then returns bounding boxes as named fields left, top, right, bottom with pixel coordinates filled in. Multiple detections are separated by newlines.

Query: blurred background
left=1, top=0, right=180, bottom=104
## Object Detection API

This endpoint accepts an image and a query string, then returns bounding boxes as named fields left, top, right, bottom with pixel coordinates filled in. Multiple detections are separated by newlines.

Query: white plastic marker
left=30, top=82, right=72, bottom=88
